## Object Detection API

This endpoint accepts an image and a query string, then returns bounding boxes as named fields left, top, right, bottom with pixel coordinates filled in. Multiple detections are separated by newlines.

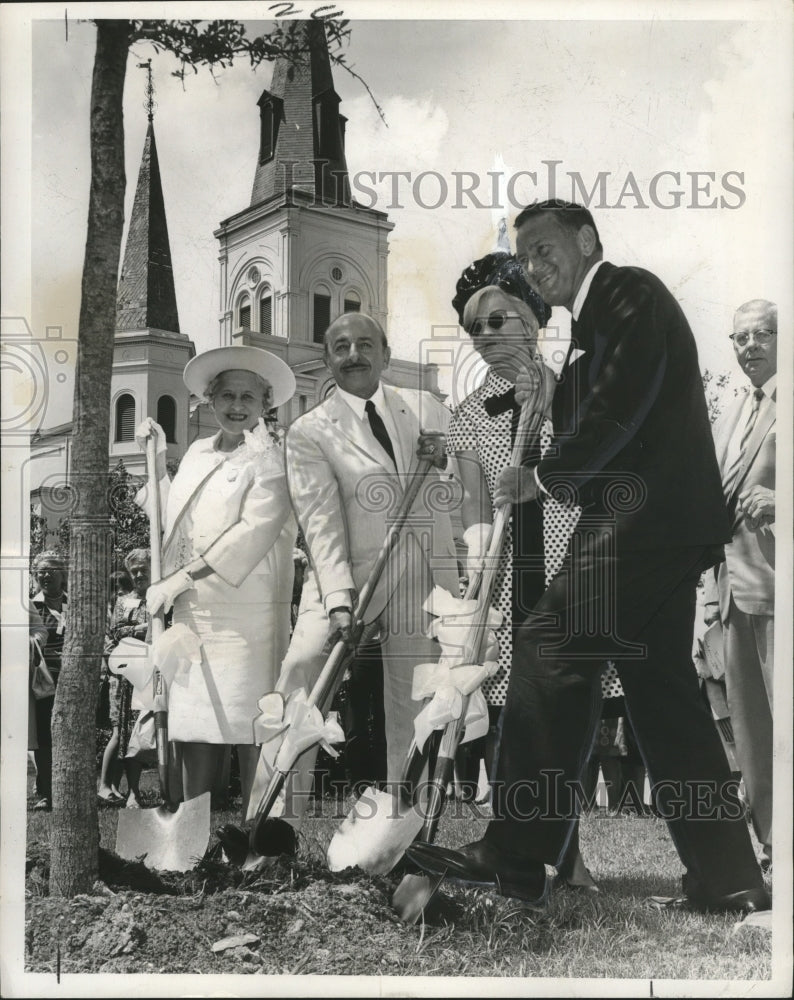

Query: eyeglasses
left=468, top=310, right=525, bottom=338
left=729, top=329, right=776, bottom=347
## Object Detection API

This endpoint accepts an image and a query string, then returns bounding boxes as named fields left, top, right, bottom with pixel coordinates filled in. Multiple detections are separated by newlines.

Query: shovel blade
left=327, top=786, right=425, bottom=875
left=115, top=792, right=211, bottom=871
left=392, top=872, right=445, bottom=924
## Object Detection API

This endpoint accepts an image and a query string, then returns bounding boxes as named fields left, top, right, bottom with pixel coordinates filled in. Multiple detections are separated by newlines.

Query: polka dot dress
left=448, top=369, right=623, bottom=705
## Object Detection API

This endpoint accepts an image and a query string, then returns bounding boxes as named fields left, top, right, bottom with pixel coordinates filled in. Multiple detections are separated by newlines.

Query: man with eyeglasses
left=704, top=299, right=776, bottom=872
left=408, top=200, right=769, bottom=915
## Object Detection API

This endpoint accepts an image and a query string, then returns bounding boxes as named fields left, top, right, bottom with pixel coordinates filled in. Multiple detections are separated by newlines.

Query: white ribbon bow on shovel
left=253, top=687, right=346, bottom=771
left=411, top=660, right=499, bottom=752
left=246, top=688, right=346, bottom=825
left=107, top=623, right=202, bottom=712
left=410, top=585, right=502, bottom=751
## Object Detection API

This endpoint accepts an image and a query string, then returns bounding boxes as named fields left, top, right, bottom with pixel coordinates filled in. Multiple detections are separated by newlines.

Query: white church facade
left=30, top=21, right=441, bottom=538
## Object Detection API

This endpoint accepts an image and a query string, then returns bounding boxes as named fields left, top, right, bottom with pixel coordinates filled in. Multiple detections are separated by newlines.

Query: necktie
left=740, top=388, right=765, bottom=454
left=724, top=387, right=764, bottom=500
left=365, top=399, right=398, bottom=471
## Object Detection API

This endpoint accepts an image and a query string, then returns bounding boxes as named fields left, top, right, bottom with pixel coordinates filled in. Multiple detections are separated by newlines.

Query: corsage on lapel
left=225, top=418, right=284, bottom=482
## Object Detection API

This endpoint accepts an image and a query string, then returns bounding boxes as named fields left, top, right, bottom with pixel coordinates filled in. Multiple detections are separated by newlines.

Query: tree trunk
left=49, top=20, right=130, bottom=898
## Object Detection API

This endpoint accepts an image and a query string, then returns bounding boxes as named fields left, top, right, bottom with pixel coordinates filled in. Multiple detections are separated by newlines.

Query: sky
left=8, top=1, right=794, bottom=426
left=1, top=6, right=793, bottom=993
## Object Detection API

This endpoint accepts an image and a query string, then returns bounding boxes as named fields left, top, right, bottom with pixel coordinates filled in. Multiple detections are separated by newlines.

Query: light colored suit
left=285, top=384, right=459, bottom=621
left=139, top=431, right=297, bottom=742
left=263, top=383, right=460, bottom=824
left=709, top=384, right=775, bottom=859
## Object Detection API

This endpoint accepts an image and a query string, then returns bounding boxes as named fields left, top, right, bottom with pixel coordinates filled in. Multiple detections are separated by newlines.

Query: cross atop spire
left=250, top=20, right=351, bottom=206
left=137, top=58, right=155, bottom=123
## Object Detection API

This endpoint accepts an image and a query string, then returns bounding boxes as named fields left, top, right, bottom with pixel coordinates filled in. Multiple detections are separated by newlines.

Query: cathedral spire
left=250, top=20, right=351, bottom=206
left=116, top=68, right=180, bottom=333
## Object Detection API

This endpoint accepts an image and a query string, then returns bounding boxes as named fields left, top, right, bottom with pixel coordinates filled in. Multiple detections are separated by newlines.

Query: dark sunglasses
left=468, top=309, right=522, bottom=338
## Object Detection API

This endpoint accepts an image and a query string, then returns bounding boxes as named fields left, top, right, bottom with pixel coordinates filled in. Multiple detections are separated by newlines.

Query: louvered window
left=115, top=394, right=135, bottom=442
left=260, top=292, right=273, bottom=336
left=313, top=293, right=331, bottom=344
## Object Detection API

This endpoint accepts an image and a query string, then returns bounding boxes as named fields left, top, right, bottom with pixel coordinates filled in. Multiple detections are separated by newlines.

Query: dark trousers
left=343, top=641, right=387, bottom=789
left=33, top=695, right=54, bottom=800
left=486, top=535, right=763, bottom=898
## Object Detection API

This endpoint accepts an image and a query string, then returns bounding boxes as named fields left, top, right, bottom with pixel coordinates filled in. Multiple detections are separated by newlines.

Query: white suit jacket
left=285, top=384, right=460, bottom=622
left=138, top=431, right=296, bottom=590
left=709, top=386, right=775, bottom=619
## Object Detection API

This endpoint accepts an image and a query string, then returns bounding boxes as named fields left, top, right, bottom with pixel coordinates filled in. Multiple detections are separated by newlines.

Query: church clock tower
left=213, top=21, right=411, bottom=423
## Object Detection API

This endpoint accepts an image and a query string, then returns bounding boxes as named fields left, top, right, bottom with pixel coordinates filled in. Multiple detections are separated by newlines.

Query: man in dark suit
left=409, top=200, right=769, bottom=913
left=705, top=299, right=776, bottom=869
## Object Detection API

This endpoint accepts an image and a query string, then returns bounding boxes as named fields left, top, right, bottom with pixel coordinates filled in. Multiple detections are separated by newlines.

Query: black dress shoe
left=215, top=823, right=252, bottom=866
left=406, top=839, right=548, bottom=906
left=249, top=816, right=298, bottom=858
left=650, top=885, right=771, bottom=915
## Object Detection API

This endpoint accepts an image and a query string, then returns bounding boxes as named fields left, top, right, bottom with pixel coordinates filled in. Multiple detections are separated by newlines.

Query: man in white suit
left=264, top=312, right=459, bottom=832
left=706, top=298, right=776, bottom=868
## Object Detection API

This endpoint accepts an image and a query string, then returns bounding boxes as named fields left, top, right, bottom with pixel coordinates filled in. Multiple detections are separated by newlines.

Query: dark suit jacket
left=535, top=262, right=731, bottom=554
left=711, top=387, right=775, bottom=617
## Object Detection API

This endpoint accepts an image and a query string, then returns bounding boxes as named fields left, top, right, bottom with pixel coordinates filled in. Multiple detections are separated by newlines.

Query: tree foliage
left=128, top=17, right=385, bottom=121
left=29, top=505, right=51, bottom=562
left=701, top=368, right=737, bottom=423
left=51, top=15, right=376, bottom=897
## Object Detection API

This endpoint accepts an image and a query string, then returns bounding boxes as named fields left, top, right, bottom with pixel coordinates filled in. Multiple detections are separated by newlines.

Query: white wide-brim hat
left=183, top=346, right=296, bottom=408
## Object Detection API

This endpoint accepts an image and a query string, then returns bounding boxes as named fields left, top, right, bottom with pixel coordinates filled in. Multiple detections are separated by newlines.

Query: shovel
left=247, top=437, right=446, bottom=861
left=392, top=395, right=547, bottom=922
left=325, top=562, right=485, bottom=877
left=326, top=400, right=537, bottom=877
left=115, top=435, right=210, bottom=871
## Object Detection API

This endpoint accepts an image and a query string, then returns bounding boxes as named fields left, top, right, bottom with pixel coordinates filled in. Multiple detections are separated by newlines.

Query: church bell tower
left=213, top=21, right=395, bottom=422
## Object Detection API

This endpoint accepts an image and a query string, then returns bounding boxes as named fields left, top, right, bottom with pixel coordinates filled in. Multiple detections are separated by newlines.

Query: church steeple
left=110, top=70, right=194, bottom=478
left=250, top=20, right=351, bottom=207
left=116, top=118, right=181, bottom=333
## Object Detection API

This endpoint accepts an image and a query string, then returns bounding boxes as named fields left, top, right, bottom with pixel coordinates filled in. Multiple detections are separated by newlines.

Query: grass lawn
left=23, top=762, right=776, bottom=984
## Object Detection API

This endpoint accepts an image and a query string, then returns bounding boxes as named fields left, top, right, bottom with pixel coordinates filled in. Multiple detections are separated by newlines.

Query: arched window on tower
left=115, top=394, right=136, bottom=443
left=157, top=395, right=177, bottom=444
left=343, top=290, right=361, bottom=314
left=313, top=286, right=332, bottom=344
left=259, top=286, right=273, bottom=337
left=238, top=294, right=251, bottom=333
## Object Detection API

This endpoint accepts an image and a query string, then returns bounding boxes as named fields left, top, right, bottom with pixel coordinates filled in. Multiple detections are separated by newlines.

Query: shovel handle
left=414, top=389, right=548, bottom=840
left=146, top=435, right=170, bottom=804
left=250, top=453, right=441, bottom=838
left=419, top=708, right=468, bottom=843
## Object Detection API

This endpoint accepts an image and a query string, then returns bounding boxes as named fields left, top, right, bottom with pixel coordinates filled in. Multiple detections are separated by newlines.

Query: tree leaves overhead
left=119, top=18, right=385, bottom=123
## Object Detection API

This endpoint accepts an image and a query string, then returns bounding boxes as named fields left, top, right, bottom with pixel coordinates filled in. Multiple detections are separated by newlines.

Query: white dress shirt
left=325, top=382, right=405, bottom=613
left=724, top=374, right=776, bottom=477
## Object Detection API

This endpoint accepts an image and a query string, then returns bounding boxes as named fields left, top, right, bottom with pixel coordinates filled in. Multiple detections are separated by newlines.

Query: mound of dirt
left=25, top=841, right=426, bottom=975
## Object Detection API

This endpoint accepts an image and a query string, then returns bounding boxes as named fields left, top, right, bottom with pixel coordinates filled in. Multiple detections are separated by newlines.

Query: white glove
left=146, top=570, right=194, bottom=615
left=463, top=522, right=493, bottom=577
left=135, top=417, right=167, bottom=455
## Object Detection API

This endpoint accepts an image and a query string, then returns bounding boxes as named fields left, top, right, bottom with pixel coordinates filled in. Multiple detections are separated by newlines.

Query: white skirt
left=168, top=569, right=291, bottom=744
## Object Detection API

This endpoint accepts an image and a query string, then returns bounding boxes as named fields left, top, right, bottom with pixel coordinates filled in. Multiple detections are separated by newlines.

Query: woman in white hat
left=135, top=346, right=297, bottom=817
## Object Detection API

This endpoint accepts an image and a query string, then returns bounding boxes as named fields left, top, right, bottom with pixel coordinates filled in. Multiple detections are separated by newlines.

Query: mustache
left=341, top=361, right=370, bottom=370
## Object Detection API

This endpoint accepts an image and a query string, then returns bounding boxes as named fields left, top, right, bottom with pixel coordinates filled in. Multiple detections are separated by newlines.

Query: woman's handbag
left=30, top=637, right=56, bottom=700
